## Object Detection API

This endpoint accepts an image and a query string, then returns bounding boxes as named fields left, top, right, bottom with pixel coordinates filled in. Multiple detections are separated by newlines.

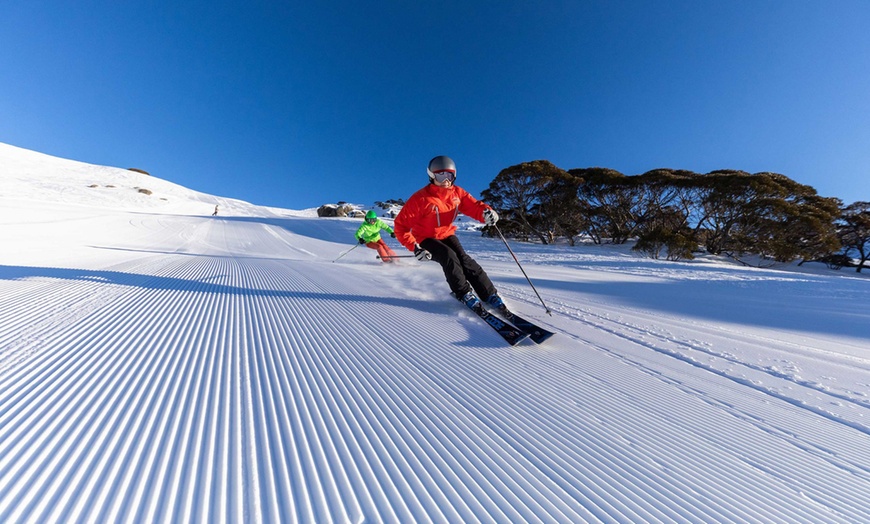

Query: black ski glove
left=414, top=244, right=432, bottom=261
left=358, top=238, right=366, bottom=244
left=390, top=231, right=396, bottom=238
left=483, top=208, right=499, bottom=226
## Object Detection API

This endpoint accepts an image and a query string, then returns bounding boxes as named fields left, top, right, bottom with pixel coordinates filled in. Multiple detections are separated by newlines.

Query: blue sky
left=2, top=1, right=869, bottom=210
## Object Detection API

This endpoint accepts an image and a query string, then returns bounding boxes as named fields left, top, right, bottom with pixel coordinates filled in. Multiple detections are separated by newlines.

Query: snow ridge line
left=252, top=266, right=556, bottom=518
left=284, top=278, right=586, bottom=522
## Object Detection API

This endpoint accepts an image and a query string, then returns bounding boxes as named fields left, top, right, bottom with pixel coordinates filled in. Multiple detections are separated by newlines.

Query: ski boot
left=458, top=290, right=482, bottom=311
left=486, top=294, right=505, bottom=309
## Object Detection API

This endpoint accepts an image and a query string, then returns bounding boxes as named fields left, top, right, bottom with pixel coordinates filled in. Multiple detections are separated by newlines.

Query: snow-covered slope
left=0, top=142, right=277, bottom=217
left=1, top=143, right=869, bottom=523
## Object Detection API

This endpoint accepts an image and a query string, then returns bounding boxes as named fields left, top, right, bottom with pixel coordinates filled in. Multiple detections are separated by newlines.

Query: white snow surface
left=1, top=141, right=869, bottom=523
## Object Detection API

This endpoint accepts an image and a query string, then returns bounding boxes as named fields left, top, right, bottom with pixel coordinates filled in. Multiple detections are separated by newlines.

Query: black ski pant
left=420, top=235, right=497, bottom=301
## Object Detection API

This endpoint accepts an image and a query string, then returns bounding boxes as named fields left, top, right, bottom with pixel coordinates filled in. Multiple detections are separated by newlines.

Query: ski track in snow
left=1, top=209, right=870, bottom=523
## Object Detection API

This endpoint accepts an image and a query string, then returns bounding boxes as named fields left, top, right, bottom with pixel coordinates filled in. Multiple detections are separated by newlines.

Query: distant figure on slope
left=212, top=205, right=219, bottom=216
left=355, top=210, right=399, bottom=263
left=393, top=155, right=501, bottom=310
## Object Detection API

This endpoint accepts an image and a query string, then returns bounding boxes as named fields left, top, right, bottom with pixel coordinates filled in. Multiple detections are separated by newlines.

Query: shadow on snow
left=0, top=264, right=425, bottom=309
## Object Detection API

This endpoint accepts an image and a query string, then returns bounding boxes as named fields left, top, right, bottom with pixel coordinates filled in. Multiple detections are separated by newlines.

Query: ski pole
left=377, top=255, right=416, bottom=259
left=333, top=243, right=360, bottom=262
left=493, top=224, right=552, bottom=316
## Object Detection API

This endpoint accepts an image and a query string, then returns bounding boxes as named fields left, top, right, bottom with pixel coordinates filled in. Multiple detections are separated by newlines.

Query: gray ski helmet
left=427, top=155, right=457, bottom=183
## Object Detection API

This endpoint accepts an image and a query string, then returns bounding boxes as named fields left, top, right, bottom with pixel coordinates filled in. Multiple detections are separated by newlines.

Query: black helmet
left=427, top=155, right=457, bottom=184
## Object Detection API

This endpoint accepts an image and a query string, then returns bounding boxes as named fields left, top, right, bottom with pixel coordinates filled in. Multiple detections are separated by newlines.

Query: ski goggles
left=430, top=169, right=456, bottom=183
left=366, top=217, right=377, bottom=223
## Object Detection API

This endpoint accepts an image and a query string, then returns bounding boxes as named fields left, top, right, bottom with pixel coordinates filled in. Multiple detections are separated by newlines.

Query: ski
left=466, top=302, right=529, bottom=346
left=489, top=305, right=555, bottom=344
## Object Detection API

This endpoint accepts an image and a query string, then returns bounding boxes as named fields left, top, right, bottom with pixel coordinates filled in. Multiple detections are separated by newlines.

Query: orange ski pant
left=365, top=239, right=398, bottom=262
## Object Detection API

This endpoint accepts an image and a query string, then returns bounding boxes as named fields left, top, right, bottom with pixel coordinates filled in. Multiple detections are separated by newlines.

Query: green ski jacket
left=355, top=218, right=394, bottom=243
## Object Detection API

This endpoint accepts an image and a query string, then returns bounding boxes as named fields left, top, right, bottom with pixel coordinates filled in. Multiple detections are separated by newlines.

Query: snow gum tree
left=837, top=201, right=870, bottom=272
left=570, top=167, right=642, bottom=244
left=482, top=160, right=582, bottom=245
left=485, top=161, right=843, bottom=267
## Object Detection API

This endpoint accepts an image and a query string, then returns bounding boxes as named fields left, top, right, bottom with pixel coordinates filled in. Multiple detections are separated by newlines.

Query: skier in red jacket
left=394, top=155, right=504, bottom=310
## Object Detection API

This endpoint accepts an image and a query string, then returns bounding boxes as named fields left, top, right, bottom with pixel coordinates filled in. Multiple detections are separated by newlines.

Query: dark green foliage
left=633, top=205, right=696, bottom=261
left=693, top=171, right=841, bottom=263
left=486, top=160, right=847, bottom=267
left=482, top=160, right=582, bottom=245
left=837, top=201, right=870, bottom=272
left=570, top=168, right=639, bottom=244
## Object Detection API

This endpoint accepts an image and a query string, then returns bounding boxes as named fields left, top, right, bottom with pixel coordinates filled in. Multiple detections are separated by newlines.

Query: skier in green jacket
left=355, top=210, right=399, bottom=262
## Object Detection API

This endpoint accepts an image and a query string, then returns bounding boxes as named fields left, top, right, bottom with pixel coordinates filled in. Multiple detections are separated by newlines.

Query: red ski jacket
left=394, top=183, right=491, bottom=252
